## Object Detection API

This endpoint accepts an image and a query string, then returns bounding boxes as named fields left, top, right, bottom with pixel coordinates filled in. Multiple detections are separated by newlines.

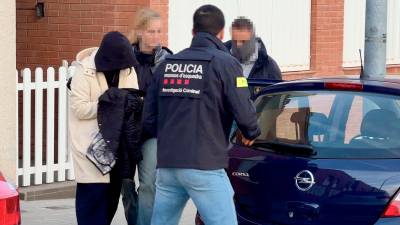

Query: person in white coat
left=69, top=31, right=139, bottom=225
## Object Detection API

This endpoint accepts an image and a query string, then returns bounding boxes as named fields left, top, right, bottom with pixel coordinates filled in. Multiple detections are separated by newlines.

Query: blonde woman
left=121, top=8, right=172, bottom=225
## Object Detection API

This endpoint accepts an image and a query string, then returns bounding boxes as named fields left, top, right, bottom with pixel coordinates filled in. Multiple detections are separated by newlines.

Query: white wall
left=343, top=0, right=400, bottom=67
left=0, top=0, right=16, bottom=182
left=168, top=0, right=311, bottom=72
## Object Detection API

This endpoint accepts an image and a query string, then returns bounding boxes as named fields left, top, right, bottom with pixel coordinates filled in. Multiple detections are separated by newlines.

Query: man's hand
left=241, top=136, right=255, bottom=146
left=236, top=131, right=255, bottom=146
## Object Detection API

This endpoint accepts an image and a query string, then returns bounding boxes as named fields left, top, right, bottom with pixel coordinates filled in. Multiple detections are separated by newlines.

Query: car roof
left=305, top=75, right=400, bottom=86
left=251, top=75, right=400, bottom=96
left=263, top=75, right=400, bottom=87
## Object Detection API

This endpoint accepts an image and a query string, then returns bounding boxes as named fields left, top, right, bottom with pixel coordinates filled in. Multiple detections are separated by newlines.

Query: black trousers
left=75, top=166, right=122, bottom=225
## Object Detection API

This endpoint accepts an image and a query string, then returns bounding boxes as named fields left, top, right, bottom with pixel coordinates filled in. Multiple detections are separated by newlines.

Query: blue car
left=197, top=77, right=400, bottom=225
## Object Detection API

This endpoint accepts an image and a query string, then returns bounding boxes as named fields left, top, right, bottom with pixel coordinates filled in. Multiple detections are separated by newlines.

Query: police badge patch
left=236, top=77, right=248, bottom=88
left=160, top=61, right=208, bottom=98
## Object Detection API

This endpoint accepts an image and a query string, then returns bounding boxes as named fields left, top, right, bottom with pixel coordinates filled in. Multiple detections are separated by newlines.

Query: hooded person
left=68, top=31, right=139, bottom=225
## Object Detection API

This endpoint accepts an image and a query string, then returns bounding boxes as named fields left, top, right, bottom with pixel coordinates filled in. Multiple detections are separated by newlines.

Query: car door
left=228, top=89, right=400, bottom=225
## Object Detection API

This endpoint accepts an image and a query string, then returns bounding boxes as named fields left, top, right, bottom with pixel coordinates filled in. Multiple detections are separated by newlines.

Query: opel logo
left=294, top=170, right=315, bottom=191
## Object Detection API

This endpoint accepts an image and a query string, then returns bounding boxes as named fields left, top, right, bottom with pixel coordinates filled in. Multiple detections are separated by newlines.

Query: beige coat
left=69, top=47, right=139, bottom=183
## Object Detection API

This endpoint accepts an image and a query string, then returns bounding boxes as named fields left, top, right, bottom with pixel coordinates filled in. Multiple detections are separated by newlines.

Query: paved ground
left=21, top=198, right=196, bottom=225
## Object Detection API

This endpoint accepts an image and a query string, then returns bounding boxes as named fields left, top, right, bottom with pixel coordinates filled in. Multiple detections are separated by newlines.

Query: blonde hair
left=128, top=8, right=161, bottom=44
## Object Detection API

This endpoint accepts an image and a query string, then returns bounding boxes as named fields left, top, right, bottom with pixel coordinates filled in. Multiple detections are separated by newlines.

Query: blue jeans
left=151, top=168, right=237, bottom=225
left=121, top=138, right=157, bottom=225
left=137, top=138, right=158, bottom=225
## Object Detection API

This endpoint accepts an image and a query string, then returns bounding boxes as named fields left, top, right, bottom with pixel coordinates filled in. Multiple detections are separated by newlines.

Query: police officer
left=143, top=5, right=260, bottom=225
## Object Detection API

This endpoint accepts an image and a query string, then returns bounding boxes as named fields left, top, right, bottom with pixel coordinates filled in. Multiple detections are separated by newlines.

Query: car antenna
left=359, top=49, right=365, bottom=79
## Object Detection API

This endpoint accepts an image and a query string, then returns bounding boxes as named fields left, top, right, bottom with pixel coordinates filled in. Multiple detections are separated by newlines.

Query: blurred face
left=231, top=28, right=252, bottom=48
left=138, top=18, right=162, bottom=53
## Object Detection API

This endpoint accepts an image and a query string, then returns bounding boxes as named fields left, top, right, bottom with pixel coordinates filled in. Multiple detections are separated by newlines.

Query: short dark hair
left=193, top=5, right=225, bottom=36
left=231, top=17, right=254, bottom=31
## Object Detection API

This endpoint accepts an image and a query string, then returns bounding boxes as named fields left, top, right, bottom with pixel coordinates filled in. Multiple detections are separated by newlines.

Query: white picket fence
left=17, top=66, right=75, bottom=187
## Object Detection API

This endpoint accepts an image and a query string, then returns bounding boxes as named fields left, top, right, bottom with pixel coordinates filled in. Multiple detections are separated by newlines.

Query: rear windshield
left=253, top=90, right=400, bottom=158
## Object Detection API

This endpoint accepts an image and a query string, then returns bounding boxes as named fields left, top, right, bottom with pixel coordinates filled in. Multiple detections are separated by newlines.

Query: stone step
left=19, top=181, right=76, bottom=201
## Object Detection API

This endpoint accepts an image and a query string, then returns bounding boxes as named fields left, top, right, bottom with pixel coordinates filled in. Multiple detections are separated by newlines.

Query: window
left=343, top=0, right=400, bottom=67
left=249, top=91, right=400, bottom=158
left=256, top=92, right=335, bottom=145
left=169, top=0, right=311, bottom=71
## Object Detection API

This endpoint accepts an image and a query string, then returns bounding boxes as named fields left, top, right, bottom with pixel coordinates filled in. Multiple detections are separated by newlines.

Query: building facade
left=16, top=0, right=400, bottom=79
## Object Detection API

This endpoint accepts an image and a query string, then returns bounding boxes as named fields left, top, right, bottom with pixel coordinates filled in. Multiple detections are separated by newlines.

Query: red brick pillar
left=310, top=0, right=345, bottom=76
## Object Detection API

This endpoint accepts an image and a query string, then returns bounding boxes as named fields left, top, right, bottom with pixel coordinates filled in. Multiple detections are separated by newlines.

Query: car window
left=256, top=92, right=336, bottom=145
left=239, top=91, right=400, bottom=159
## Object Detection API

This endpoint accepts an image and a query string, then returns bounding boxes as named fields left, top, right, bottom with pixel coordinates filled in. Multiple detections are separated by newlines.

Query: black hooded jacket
left=95, top=31, right=137, bottom=72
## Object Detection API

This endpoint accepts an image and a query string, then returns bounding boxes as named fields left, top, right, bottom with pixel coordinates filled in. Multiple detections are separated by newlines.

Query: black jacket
left=98, top=88, right=144, bottom=178
left=132, top=44, right=172, bottom=142
left=225, top=38, right=282, bottom=80
left=132, top=44, right=173, bottom=93
left=143, top=32, right=261, bottom=170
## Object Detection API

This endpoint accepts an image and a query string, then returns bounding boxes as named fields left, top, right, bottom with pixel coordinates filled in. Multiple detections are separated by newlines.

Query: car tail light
left=324, top=82, right=363, bottom=91
left=0, top=196, right=21, bottom=225
left=0, top=172, right=21, bottom=225
left=382, top=190, right=400, bottom=217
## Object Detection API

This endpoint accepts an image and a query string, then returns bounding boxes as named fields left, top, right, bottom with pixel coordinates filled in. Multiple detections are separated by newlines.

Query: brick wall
left=16, top=0, right=400, bottom=75
left=16, top=0, right=169, bottom=158
left=310, top=0, right=345, bottom=76
left=16, top=0, right=169, bottom=70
